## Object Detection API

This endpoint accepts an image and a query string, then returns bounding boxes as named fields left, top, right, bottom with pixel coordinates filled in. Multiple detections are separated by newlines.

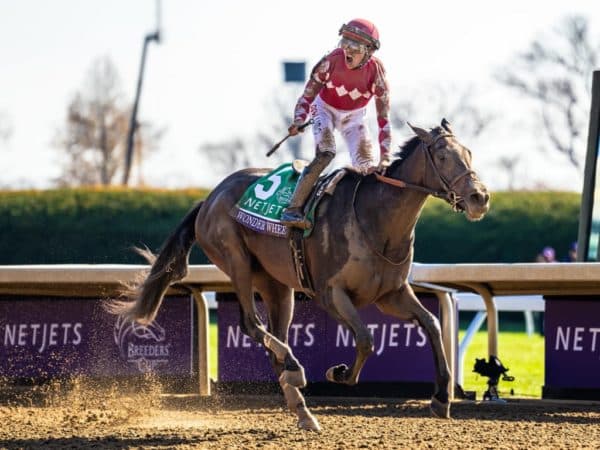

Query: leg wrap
left=283, top=353, right=301, bottom=371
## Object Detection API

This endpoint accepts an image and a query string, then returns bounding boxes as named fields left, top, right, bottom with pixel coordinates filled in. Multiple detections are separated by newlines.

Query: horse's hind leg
left=322, top=286, right=373, bottom=385
left=225, top=245, right=306, bottom=389
left=376, top=283, right=451, bottom=419
left=255, top=276, right=320, bottom=432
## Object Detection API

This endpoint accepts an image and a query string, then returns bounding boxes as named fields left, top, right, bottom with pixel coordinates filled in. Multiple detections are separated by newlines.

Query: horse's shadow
left=301, top=397, right=600, bottom=425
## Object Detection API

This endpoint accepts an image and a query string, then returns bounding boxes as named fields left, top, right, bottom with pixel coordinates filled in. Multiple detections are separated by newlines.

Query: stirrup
left=281, top=209, right=312, bottom=230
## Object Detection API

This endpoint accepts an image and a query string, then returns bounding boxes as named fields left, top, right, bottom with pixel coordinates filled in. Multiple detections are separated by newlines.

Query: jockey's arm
left=292, top=78, right=324, bottom=127
left=289, top=58, right=328, bottom=134
left=373, top=62, right=392, bottom=167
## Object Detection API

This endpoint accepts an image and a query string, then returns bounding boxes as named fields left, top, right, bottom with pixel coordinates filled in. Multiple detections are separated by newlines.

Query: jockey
left=281, top=19, right=391, bottom=228
left=281, top=18, right=392, bottom=229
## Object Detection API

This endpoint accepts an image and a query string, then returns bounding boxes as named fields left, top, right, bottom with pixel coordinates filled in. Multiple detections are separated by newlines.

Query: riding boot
left=281, top=151, right=334, bottom=229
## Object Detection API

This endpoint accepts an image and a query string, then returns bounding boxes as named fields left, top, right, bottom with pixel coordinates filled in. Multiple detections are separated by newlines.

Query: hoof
left=279, top=368, right=307, bottom=388
left=326, top=364, right=350, bottom=384
left=297, top=410, right=321, bottom=432
left=430, top=396, right=451, bottom=419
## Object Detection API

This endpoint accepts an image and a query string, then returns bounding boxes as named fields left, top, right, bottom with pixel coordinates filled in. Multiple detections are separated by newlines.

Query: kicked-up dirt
left=0, top=379, right=599, bottom=449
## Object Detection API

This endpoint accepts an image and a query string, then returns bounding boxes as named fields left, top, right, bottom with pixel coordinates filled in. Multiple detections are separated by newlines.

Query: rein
left=375, top=133, right=475, bottom=212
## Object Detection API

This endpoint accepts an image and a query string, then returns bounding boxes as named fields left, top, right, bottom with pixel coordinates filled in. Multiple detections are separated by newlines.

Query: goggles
left=339, top=23, right=380, bottom=50
left=339, top=37, right=367, bottom=56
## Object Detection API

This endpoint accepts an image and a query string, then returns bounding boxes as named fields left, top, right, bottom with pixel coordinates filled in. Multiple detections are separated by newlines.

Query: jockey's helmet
left=338, top=19, right=380, bottom=51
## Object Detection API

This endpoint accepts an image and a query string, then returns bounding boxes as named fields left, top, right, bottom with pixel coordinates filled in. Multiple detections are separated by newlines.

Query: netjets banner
left=545, top=296, right=600, bottom=389
left=0, top=296, right=194, bottom=378
left=218, top=294, right=439, bottom=383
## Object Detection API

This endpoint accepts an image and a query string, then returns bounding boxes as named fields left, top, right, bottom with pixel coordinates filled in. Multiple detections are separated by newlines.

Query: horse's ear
left=441, top=118, right=454, bottom=134
left=407, top=122, right=433, bottom=144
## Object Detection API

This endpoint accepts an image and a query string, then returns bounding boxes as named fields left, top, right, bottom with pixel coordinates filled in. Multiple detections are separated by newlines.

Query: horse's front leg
left=376, top=283, right=451, bottom=418
left=322, top=286, right=373, bottom=385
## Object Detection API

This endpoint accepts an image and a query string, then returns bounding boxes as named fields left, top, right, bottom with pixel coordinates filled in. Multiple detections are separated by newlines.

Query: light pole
left=122, top=1, right=161, bottom=186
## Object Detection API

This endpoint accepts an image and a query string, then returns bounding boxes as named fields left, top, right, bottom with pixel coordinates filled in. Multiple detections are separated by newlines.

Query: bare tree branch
left=389, top=83, right=495, bottom=143
left=496, top=15, right=598, bottom=170
left=198, top=85, right=311, bottom=173
left=0, top=111, right=13, bottom=144
left=498, top=155, right=521, bottom=190
left=54, top=56, right=163, bottom=186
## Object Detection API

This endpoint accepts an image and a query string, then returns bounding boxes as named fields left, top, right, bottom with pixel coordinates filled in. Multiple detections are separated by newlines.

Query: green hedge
left=0, top=189, right=581, bottom=264
left=0, top=188, right=211, bottom=264
left=415, top=191, right=580, bottom=263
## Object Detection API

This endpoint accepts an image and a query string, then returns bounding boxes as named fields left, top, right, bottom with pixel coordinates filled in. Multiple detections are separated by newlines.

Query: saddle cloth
left=230, top=162, right=347, bottom=238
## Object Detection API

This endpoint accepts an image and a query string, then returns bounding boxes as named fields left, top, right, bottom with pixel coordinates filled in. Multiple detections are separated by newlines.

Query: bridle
left=374, top=133, right=476, bottom=212
left=352, top=132, right=477, bottom=265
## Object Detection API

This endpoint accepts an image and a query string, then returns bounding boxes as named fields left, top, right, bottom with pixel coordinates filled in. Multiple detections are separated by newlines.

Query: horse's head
left=398, top=119, right=490, bottom=221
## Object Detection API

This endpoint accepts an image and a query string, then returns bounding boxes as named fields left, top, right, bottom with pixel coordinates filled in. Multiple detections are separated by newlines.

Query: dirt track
left=1, top=381, right=599, bottom=449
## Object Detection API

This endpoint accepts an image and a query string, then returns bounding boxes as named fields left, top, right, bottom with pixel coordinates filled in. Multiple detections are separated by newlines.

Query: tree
left=496, top=15, right=599, bottom=170
left=0, top=110, right=13, bottom=145
left=54, top=56, right=162, bottom=186
left=390, top=83, right=495, bottom=143
left=199, top=84, right=311, bottom=174
left=497, top=155, right=520, bottom=191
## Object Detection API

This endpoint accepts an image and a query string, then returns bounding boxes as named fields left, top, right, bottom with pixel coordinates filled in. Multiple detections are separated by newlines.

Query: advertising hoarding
left=0, top=296, right=194, bottom=379
left=218, top=294, right=439, bottom=385
left=544, top=296, right=600, bottom=399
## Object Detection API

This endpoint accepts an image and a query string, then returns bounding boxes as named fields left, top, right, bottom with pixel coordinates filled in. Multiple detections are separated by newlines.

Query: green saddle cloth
left=231, top=163, right=300, bottom=238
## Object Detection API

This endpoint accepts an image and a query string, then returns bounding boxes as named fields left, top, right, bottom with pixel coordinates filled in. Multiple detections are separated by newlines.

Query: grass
left=209, top=318, right=218, bottom=381
left=207, top=317, right=545, bottom=399
left=459, top=330, right=545, bottom=399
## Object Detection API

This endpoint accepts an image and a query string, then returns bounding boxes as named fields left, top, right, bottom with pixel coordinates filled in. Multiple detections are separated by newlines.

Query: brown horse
left=109, top=119, right=490, bottom=431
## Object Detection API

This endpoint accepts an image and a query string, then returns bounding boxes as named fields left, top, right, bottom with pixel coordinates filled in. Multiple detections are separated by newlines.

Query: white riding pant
left=310, top=96, right=375, bottom=172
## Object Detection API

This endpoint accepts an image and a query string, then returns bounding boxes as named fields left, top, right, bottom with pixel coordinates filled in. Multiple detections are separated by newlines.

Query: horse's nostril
left=470, top=191, right=489, bottom=205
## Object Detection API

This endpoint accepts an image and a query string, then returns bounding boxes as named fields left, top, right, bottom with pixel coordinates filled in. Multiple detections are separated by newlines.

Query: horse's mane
left=395, top=136, right=420, bottom=162
left=387, top=135, right=420, bottom=173
left=389, top=126, right=444, bottom=171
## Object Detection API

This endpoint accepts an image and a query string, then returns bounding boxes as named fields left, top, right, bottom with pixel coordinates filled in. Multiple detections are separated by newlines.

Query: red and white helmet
left=339, top=19, right=380, bottom=50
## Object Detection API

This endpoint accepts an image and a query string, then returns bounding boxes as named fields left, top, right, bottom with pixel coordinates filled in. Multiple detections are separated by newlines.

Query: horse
left=108, top=119, right=490, bottom=431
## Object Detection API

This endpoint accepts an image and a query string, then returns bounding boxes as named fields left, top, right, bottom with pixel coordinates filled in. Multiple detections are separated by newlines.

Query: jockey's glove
left=377, top=154, right=392, bottom=174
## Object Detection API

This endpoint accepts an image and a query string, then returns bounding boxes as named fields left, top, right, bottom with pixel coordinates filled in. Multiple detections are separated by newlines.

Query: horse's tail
left=106, top=201, right=204, bottom=325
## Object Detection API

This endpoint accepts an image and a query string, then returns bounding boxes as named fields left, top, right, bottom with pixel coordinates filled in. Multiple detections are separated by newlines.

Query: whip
left=266, top=120, right=313, bottom=157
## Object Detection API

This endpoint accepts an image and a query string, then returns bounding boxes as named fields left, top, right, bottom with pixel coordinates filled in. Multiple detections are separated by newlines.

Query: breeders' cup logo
left=276, top=186, right=294, bottom=204
left=114, top=316, right=171, bottom=373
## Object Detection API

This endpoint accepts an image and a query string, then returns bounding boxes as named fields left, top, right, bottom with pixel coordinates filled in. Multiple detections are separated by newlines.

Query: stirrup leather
left=281, top=208, right=312, bottom=230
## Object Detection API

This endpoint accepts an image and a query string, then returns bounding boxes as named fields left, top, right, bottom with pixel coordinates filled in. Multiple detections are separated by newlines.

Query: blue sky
left=1, top=0, right=599, bottom=190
